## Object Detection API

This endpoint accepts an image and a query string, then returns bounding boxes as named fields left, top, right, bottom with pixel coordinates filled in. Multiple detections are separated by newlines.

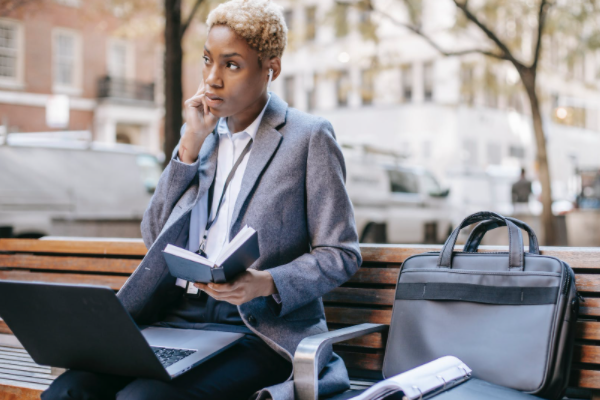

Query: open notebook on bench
left=349, top=356, right=541, bottom=400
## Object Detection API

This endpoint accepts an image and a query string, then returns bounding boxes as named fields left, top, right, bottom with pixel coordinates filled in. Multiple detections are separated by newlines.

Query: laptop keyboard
left=151, top=346, right=197, bottom=369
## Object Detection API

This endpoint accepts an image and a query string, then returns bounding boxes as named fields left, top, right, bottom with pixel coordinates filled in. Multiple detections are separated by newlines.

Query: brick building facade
left=0, top=0, right=164, bottom=154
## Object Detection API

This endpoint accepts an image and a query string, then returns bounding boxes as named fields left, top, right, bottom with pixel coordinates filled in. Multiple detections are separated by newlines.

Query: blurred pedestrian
left=512, top=168, right=533, bottom=214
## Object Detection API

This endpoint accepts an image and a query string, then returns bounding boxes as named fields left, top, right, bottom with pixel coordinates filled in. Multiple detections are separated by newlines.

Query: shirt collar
left=217, top=93, right=271, bottom=140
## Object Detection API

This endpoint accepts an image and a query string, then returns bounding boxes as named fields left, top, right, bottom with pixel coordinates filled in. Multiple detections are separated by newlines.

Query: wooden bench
left=1, top=238, right=600, bottom=399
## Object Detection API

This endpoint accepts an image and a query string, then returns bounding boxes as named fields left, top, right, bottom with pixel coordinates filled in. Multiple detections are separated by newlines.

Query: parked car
left=0, top=134, right=161, bottom=238
left=341, top=142, right=453, bottom=244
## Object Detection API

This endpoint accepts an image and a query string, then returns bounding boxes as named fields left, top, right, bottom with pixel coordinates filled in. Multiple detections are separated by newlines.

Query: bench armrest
left=293, top=323, right=386, bottom=400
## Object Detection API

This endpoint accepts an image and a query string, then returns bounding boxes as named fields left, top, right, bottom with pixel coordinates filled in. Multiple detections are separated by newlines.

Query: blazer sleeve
left=140, top=124, right=200, bottom=248
left=267, top=118, right=362, bottom=316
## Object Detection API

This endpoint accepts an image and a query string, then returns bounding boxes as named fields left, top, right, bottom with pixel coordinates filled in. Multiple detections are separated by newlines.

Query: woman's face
left=202, top=25, right=269, bottom=118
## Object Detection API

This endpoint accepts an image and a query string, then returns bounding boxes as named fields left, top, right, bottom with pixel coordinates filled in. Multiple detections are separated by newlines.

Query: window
left=509, top=145, right=525, bottom=159
left=334, top=3, right=349, bottom=38
left=53, top=29, right=81, bottom=91
left=462, top=139, right=478, bottom=165
left=388, top=170, right=419, bottom=194
left=361, top=69, right=374, bottom=105
left=487, top=143, right=502, bottom=165
left=423, top=61, right=434, bottom=102
left=108, top=39, right=133, bottom=79
left=109, top=41, right=127, bottom=78
left=305, top=6, right=317, bottom=41
left=0, top=20, right=21, bottom=83
left=336, top=70, right=350, bottom=107
left=284, top=76, right=295, bottom=107
left=421, top=172, right=442, bottom=195
left=284, top=9, right=293, bottom=32
left=401, top=64, right=412, bottom=102
left=422, top=141, right=431, bottom=159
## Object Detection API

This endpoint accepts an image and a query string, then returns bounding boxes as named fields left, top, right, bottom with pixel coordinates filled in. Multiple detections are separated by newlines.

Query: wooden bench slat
left=571, top=369, right=600, bottom=389
left=0, top=350, right=32, bottom=361
left=0, top=379, right=45, bottom=398
left=325, top=306, right=392, bottom=325
left=360, top=244, right=600, bottom=270
left=335, top=350, right=384, bottom=371
left=0, top=359, right=46, bottom=369
left=0, top=254, right=139, bottom=274
left=577, top=321, right=600, bottom=340
left=575, top=344, right=600, bottom=364
left=0, top=271, right=126, bottom=291
left=0, top=354, right=36, bottom=363
left=0, top=367, right=55, bottom=380
left=323, top=287, right=395, bottom=306
left=0, top=346, right=26, bottom=355
left=0, top=320, right=13, bottom=335
left=348, top=268, right=399, bottom=285
left=0, top=239, right=147, bottom=256
left=336, top=332, right=385, bottom=349
left=0, top=372, right=54, bottom=386
left=575, top=275, right=600, bottom=293
left=0, top=364, right=49, bottom=374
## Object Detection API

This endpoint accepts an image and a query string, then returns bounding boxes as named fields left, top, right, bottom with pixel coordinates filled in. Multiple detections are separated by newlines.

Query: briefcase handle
left=438, top=211, right=524, bottom=271
left=463, top=217, right=540, bottom=254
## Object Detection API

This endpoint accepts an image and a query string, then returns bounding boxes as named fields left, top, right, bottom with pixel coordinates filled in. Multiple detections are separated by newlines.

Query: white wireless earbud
left=267, top=68, right=273, bottom=90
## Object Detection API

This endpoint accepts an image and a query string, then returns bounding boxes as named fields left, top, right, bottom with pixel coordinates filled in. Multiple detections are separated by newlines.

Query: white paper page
left=164, top=244, right=213, bottom=266
left=215, top=225, right=256, bottom=265
left=350, top=356, right=471, bottom=400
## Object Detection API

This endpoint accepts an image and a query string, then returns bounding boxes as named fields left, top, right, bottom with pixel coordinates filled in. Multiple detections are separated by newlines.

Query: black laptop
left=0, top=281, right=245, bottom=380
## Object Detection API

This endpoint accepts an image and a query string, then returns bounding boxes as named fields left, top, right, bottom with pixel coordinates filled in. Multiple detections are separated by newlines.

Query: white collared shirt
left=176, top=94, right=271, bottom=289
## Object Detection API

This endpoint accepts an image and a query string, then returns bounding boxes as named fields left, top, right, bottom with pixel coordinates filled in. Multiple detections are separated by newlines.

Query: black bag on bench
left=383, top=211, right=579, bottom=399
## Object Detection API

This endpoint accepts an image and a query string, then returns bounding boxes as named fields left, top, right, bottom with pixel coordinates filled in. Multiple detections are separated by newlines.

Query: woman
left=42, top=0, right=360, bottom=399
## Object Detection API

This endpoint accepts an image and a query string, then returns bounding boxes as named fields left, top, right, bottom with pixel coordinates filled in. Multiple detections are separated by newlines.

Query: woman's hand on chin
left=179, top=79, right=220, bottom=164
left=194, top=269, right=278, bottom=306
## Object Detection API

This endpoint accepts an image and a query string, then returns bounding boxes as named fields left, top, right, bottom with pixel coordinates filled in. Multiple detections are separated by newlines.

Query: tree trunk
left=163, top=0, right=183, bottom=168
left=520, top=67, right=556, bottom=245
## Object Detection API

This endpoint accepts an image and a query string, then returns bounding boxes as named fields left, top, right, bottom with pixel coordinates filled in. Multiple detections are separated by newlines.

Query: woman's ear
left=267, top=57, right=282, bottom=83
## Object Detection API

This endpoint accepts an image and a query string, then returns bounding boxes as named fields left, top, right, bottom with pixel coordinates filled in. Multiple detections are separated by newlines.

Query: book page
left=164, top=244, right=213, bottom=266
left=350, top=356, right=471, bottom=400
left=215, top=225, right=256, bottom=266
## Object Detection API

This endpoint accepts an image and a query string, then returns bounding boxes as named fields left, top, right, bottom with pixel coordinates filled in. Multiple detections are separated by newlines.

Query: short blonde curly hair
left=206, top=0, right=288, bottom=64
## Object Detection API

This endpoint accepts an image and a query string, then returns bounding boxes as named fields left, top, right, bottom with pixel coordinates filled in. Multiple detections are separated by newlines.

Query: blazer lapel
left=229, top=93, right=288, bottom=238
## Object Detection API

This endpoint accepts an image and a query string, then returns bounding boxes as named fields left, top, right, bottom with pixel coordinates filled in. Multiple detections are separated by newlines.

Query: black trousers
left=41, top=335, right=292, bottom=400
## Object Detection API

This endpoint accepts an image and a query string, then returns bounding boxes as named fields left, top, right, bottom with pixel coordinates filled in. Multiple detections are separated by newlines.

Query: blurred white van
left=0, top=134, right=161, bottom=238
left=342, top=142, right=453, bottom=244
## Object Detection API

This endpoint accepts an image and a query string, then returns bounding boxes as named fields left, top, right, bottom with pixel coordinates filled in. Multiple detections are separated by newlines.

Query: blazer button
left=248, top=315, right=257, bottom=325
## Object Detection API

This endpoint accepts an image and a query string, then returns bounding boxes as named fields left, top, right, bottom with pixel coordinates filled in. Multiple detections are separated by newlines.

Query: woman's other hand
left=194, top=269, right=278, bottom=306
left=180, top=79, right=220, bottom=164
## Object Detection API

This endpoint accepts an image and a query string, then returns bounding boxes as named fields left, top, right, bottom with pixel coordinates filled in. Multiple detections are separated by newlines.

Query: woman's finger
left=186, top=94, right=205, bottom=108
left=195, top=79, right=205, bottom=95
left=203, top=96, right=209, bottom=117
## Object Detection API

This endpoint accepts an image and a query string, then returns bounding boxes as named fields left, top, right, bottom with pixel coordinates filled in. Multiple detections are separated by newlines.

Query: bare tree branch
left=453, top=0, right=525, bottom=69
left=180, top=0, right=203, bottom=37
left=532, top=0, right=551, bottom=71
left=372, top=8, right=508, bottom=61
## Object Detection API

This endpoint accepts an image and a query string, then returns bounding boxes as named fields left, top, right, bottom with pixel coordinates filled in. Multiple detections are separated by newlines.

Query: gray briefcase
left=383, top=211, right=579, bottom=399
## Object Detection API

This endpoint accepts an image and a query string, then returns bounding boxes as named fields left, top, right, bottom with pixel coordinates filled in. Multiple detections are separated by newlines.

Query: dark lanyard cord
left=197, top=139, right=253, bottom=256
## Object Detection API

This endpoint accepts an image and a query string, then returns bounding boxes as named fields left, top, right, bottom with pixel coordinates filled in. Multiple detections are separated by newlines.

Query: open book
left=351, top=356, right=471, bottom=400
left=162, top=225, right=260, bottom=283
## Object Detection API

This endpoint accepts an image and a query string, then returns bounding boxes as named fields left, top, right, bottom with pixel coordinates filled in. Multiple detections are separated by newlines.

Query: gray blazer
left=117, top=92, right=361, bottom=400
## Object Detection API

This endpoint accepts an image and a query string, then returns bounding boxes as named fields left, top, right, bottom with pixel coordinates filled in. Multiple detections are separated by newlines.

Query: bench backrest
left=1, top=239, right=600, bottom=391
